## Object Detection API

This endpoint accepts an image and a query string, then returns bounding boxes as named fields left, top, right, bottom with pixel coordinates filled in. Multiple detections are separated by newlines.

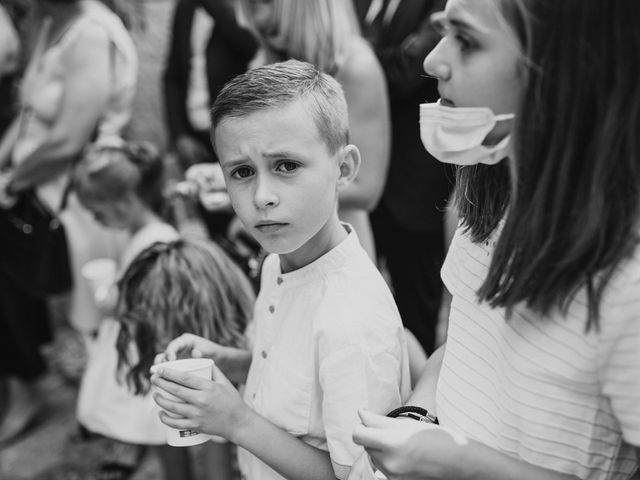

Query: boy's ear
left=337, top=144, right=361, bottom=188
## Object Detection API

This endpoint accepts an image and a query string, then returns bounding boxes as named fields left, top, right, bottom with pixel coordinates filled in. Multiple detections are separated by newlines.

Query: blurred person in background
left=163, top=0, right=257, bottom=242
left=354, top=0, right=453, bottom=355
left=236, top=0, right=391, bottom=259
left=0, top=0, right=137, bottom=445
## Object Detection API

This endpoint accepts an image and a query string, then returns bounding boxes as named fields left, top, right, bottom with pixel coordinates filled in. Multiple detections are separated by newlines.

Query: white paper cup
left=81, top=258, right=117, bottom=296
left=151, top=358, right=214, bottom=447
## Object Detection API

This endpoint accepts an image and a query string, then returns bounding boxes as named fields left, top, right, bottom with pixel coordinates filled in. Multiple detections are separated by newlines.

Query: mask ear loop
left=494, top=113, right=515, bottom=122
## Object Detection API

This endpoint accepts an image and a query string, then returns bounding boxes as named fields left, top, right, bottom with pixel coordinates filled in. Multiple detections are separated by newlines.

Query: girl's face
left=423, top=0, right=523, bottom=144
left=247, top=0, right=276, bottom=36
left=246, top=0, right=289, bottom=52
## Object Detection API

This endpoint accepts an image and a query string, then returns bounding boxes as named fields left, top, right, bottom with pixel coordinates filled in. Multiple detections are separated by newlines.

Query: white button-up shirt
left=239, top=227, right=411, bottom=480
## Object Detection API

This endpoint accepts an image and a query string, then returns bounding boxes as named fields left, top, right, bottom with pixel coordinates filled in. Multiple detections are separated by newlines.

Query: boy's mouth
left=255, top=221, right=288, bottom=233
left=439, top=97, right=456, bottom=107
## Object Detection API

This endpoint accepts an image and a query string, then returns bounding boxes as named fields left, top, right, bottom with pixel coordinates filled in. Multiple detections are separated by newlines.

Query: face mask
left=419, top=101, right=515, bottom=166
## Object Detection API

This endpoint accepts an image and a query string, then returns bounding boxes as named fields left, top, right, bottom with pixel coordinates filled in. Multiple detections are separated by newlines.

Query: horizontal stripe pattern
left=438, top=227, right=640, bottom=479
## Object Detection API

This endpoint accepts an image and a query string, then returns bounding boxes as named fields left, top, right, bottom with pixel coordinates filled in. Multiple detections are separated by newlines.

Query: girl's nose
left=423, top=40, right=451, bottom=81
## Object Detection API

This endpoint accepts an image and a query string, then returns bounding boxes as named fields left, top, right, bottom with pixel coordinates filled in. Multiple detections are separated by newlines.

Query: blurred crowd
left=0, top=0, right=452, bottom=478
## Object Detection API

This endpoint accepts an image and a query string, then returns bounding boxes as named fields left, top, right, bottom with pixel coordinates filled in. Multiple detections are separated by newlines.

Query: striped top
left=438, top=226, right=640, bottom=479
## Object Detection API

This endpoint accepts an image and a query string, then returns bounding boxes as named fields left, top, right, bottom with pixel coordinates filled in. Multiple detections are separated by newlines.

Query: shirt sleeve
left=317, top=317, right=406, bottom=479
left=597, top=270, right=640, bottom=446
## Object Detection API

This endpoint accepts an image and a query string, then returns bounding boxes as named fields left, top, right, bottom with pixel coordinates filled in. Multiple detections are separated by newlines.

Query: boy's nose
left=423, top=39, right=451, bottom=81
left=253, top=179, right=279, bottom=209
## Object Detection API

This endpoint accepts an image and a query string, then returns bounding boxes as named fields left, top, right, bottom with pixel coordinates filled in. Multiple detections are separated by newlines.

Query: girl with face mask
left=349, top=1, right=640, bottom=479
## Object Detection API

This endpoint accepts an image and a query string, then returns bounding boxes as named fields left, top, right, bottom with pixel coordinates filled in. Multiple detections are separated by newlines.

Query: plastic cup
left=81, top=258, right=117, bottom=296
left=150, top=358, right=214, bottom=447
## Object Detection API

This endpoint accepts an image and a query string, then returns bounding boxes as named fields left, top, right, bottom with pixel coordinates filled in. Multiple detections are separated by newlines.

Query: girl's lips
left=439, top=98, right=456, bottom=107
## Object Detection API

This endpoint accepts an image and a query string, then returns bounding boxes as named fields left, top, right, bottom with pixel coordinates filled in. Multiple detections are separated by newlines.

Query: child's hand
left=162, top=333, right=219, bottom=361
left=159, top=334, right=253, bottom=385
left=352, top=409, right=467, bottom=480
left=151, top=363, right=249, bottom=441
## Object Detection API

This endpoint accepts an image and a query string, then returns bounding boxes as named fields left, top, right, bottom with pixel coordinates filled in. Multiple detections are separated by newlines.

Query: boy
left=151, top=60, right=410, bottom=480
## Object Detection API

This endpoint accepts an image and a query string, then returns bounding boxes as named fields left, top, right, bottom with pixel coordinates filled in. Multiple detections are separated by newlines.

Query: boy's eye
left=275, top=161, right=299, bottom=173
left=231, top=166, right=254, bottom=179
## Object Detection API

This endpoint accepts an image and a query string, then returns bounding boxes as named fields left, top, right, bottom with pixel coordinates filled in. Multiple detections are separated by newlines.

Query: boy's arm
left=232, top=409, right=337, bottom=480
left=318, top=325, right=408, bottom=478
left=152, top=364, right=337, bottom=480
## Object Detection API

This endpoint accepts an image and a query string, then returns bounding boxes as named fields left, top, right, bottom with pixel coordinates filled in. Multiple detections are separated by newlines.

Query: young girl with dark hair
left=350, top=1, right=640, bottom=479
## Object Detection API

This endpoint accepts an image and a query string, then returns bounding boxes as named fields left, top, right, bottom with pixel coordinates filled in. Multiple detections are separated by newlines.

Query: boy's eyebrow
left=220, top=157, right=250, bottom=168
left=262, top=150, right=303, bottom=160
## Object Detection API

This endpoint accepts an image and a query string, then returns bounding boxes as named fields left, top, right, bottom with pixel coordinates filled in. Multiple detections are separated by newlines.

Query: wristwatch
left=386, top=405, right=439, bottom=424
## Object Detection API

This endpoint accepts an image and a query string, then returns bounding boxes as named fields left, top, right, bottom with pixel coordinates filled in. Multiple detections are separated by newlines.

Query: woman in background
left=0, top=0, right=137, bottom=444
left=235, top=0, right=391, bottom=259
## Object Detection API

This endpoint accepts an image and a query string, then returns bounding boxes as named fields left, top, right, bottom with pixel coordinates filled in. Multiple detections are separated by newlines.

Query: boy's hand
left=151, top=363, right=250, bottom=440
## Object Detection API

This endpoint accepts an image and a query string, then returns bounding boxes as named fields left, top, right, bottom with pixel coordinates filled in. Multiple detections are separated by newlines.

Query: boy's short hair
left=211, top=59, right=349, bottom=154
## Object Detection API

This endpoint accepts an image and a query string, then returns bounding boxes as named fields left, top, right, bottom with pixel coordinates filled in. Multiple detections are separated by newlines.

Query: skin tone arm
left=160, top=333, right=252, bottom=385
left=406, top=343, right=445, bottom=410
left=352, top=344, right=587, bottom=480
left=6, top=25, right=111, bottom=192
left=336, top=39, right=390, bottom=212
left=151, top=364, right=337, bottom=480
left=353, top=410, right=583, bottom=480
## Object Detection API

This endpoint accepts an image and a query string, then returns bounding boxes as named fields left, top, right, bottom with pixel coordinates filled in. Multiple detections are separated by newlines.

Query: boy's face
left=215, top=100, right=350, bottom=270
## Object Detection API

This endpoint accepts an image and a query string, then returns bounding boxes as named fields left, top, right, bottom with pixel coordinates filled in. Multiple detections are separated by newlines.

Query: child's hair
left=72, top=139, right=165, bottom=214
left=115, top=238, right=255, bottom=395
left=455, top=0, right=640, bottom=329
left=237, top=0, right=361, bottom=74
left=211, top=59, right=348, bottom=155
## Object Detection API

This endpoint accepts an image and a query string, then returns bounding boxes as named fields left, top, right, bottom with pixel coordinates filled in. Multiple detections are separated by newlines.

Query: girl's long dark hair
left=457, top=0, right=640, bottom=330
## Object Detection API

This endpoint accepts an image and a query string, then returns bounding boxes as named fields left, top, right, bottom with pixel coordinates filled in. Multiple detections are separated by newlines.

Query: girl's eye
left=231, top=166, right=254, bottom=179
left=276, top=161, right=299, bottom=173
left=454, top=32, right=475, bottom=52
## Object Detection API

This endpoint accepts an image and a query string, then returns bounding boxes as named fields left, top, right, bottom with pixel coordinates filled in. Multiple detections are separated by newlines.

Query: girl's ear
left=337, top=144, right=361, bottom=189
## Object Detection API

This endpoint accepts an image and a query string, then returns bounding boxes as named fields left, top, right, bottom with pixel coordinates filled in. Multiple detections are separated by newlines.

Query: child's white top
left=439, top=225, right=640, bottom=479
left=239, top=225, right=411, bottom=480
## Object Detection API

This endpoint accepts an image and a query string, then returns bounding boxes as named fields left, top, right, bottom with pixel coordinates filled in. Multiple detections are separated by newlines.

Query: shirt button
left=277, top=277, right=283, bottom=285
left=269, top=305, right=275, bottom=313
left=261, top=350, right=267, bottom=359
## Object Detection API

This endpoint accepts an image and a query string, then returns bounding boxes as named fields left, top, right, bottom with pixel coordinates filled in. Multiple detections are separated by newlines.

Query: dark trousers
left=0, top=267, right=52, bottom=379
left=371, top=204, right=445, bottom=355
